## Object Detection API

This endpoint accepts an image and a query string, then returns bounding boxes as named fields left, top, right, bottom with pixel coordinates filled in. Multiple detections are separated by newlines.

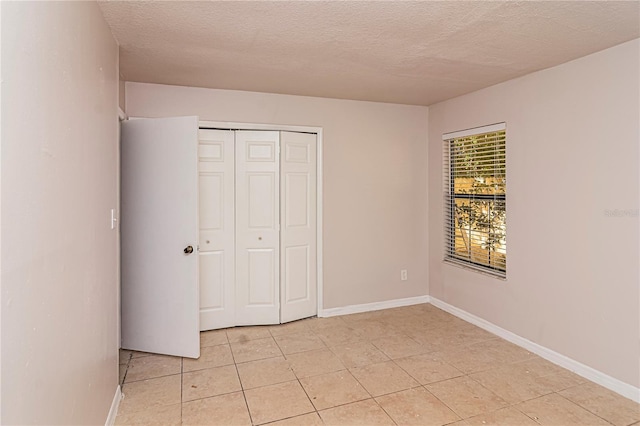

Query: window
left=443, top=123, right=506, bottom=277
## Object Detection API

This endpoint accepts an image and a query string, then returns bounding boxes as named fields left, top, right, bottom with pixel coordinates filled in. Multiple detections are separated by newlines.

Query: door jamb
left=198, top=120, right=324, bottom=318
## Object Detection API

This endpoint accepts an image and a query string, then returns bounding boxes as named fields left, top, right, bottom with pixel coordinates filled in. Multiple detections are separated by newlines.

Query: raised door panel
left=284, top=245, right=310, bottom=302
left=247, top=173, right=277, bottom=229
left=285, top=173, right=310, bottom=228
left=199, top=173, right=223, bottom=231
left=199, top=251, right=224, bottom=310
left=248, top=249, right=277, bottom=305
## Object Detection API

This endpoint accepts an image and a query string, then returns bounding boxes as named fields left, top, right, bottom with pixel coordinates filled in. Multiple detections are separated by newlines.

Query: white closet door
left=198, top=129, right=235, bottom=330
left=235, top=131, right=281, bottom=325
left=280, top=132, right=317, bottom=323
left=121, top=116, right=200, bottom=358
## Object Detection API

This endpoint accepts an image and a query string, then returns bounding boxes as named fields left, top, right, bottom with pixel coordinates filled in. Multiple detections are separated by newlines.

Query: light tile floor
left=115, top=304, right=640, bottom=425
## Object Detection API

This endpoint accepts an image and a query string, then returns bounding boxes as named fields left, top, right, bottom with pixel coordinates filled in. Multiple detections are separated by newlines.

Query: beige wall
left=428, top=39, right=639, bottom=388
left=125, top=83, right=429, bottom=309
left=1, top=2, right=120, bottom=423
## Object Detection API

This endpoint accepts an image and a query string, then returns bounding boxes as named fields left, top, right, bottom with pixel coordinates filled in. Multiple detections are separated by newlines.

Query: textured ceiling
left=99, top=1, right=640, bottom=106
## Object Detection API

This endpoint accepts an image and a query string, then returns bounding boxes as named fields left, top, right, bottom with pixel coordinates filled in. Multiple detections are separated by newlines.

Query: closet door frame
left=199, top=120, right=324, bottom=317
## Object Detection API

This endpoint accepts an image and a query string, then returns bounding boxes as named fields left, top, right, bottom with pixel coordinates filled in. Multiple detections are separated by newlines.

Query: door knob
left=184, top=245, right=194, bottom=254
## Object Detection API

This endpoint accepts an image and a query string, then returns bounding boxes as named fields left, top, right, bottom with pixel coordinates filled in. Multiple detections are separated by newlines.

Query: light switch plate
left=111, top=208, right=117, bottom=230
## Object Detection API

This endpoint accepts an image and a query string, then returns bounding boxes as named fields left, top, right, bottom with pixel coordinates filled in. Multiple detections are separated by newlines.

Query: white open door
left=280, top=131, right=317, bottom=323
left=198, top=129, right=235, bottom=330
left=121, top=116, right=200, bottom=358
left=235, top=131, right=280, bottom=325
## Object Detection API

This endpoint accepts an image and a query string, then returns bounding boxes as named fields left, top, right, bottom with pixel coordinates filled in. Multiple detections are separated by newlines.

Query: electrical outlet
left=401, top=269, right=408, bottom=281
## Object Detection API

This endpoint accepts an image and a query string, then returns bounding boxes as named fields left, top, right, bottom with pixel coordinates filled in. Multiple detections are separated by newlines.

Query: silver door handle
left=184, top=245, right=194, bottom=254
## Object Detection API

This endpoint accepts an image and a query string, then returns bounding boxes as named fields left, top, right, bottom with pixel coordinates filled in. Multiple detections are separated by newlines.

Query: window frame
left=443, top=123, right=507, bottom=278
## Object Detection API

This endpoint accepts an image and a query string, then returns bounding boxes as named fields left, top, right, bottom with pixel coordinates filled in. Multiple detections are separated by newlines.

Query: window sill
left=443, top=258, right=507, bottom=281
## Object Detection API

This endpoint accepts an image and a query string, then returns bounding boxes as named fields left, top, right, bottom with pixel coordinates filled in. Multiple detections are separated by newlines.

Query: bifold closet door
left=198, top=129, right=235, bottom=331
left=280, top=131, right=317, bottom=323
left=235, top=131, right=281, bottom=325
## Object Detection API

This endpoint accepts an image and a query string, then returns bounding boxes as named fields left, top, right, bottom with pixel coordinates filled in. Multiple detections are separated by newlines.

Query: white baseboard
left=429, top=297, right=640, bottom=403
left=319, top=295, right=431, bottom=318
left=105, top=385, right=122, bottom=426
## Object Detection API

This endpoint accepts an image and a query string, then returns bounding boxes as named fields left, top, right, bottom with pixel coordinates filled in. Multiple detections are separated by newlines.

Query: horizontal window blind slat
left=450, top=151, right=506, bottom=158
left=451, top=153, right=505, bottom=158
left=450, top=139, right=506, bottom=147
left=449, top=194, right=506, bottom=199
left=450, top=157, right=506, bottom=163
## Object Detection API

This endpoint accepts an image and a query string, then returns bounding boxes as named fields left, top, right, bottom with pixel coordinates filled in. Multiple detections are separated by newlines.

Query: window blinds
left=443, top=123, right=506, bottom=277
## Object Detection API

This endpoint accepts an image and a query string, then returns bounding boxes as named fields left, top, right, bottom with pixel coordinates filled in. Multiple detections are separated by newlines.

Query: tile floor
left=115, top=304, right=640, bottom=425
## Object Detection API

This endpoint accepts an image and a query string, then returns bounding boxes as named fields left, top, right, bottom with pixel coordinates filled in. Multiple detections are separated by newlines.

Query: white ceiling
left=99, top=1, right=640, bottom=106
